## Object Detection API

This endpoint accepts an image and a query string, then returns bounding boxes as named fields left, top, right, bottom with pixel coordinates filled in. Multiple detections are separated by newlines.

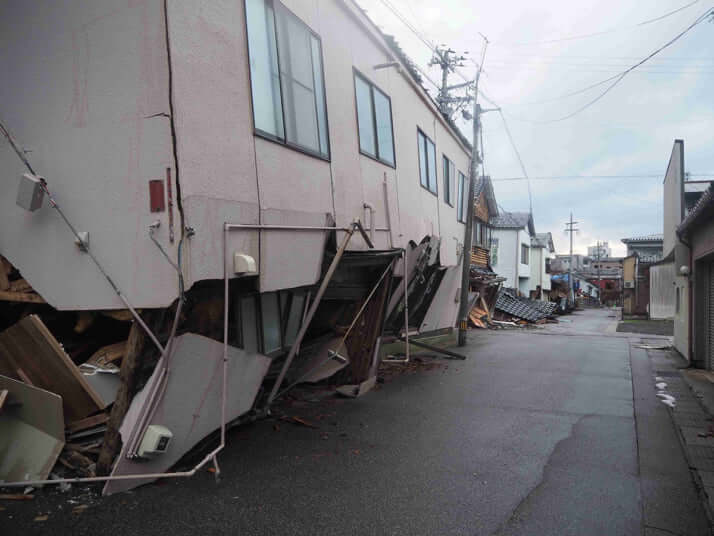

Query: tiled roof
left=679, top=184, right=714, bottom=236
left=621, top=233, right=663, bottom=244
left=495, top=289, right=558, bottom=322
left=532, top=232, right=554, bottom=251
left=491, top=212, right=531, bottom=229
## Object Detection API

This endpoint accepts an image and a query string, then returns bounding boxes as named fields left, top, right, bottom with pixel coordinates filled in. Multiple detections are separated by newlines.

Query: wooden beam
left=0, top=315, right=105, bottom=421
left=96, top=318, right=151, bottom=475
left=66, top=412, right=109, bottom=434
left=0, top=258, right=9, bottom=291
left=0, top=290, right=45, bottom=304
left=85, top=341, right=126, bottom=367
left=0, top=389, right=7, bottom=412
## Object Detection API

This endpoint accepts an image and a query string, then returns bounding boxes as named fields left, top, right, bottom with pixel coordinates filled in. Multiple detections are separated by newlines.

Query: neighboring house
left=677, top=184, right=714, bottom=369
left=622, top=255, right=639, bottom=315
left=590, top=257, right=623, bottom=275
left=489, top=212, right=535, bottom=296
left=648, top=140, right=707, bottom=360
left=470, top=176, right=498, bottom=270
left=621, top=233, right=663, bottom=319
left=529, top=232, right=555, bottom=300
left=621, top=234, right=664, bottom=263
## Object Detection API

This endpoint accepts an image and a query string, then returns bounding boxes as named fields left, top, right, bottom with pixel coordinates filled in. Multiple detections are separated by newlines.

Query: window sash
left=246, top=0, right=329, bottom=158
left=443, top=156, right=455, bottom=206
left=457, top=172, right=465, bottom=221
left=354, top=72, right=395, bottom=166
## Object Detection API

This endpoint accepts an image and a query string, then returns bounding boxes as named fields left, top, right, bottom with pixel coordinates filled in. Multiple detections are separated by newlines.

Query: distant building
left=551, top=254, right=591, bottom=272
left=587, top=242, right=611, bottom=258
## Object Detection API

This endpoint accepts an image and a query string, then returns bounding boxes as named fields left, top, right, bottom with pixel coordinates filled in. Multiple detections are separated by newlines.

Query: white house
left=489, top=212, right=535, bottom=296
left=530, top=232, right=555, bottom=300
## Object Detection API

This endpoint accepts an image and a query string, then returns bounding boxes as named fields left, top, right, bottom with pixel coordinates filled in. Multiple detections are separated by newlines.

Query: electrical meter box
left=16, top=173, right=45, bottom=212
left=138, top=425, right=173, bottom=458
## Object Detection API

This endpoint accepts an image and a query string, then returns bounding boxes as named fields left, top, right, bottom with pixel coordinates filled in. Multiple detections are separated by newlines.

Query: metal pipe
left=404, top=247, right=410, bottom=363
left=383, top=174, right=394, bottom=248
left=226, top=224, right=348, bottom=231
left=266, top=224, right=357, bottom=406
left=384, top=247, right=412, bottom=364
left=363, top=202, right=376, bottom=242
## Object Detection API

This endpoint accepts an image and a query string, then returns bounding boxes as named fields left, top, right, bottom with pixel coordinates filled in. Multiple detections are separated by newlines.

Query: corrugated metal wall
left=650, top=262, right=675, bottom=319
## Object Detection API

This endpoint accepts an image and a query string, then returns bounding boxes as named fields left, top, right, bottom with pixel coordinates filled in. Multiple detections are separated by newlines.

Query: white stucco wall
left=0, top=0, right=179, bottom=310
left=1, top=0, right=470, bottom=309
left=663, top=140, right=683, bottom=257
left=491, top=228, right=517, bottom=288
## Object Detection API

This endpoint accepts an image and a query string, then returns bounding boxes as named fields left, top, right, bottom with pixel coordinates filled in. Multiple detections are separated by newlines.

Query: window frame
left=456, top=171, right=467, bottom=222
left=417, top=128, right=438, bottom=196
left=244, top=0, right=331, bottom=162
left=353, top=69, right=396, bottom=168
left=442, top=154, right=455, bottom=206
left=521, top=244, right=529, bottom=265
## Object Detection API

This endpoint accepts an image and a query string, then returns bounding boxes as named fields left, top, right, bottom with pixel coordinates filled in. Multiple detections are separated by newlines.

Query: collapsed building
left=0, top=0, right=479, bottom=493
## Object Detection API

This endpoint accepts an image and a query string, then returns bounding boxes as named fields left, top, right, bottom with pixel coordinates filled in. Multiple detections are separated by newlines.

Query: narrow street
left=4, top=308, right=710, bottom=535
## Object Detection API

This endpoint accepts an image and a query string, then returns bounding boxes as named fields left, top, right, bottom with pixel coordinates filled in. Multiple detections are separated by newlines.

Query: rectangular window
left=443, top=155, right=455, bottom=206
left=491, top=237, right=499, bottom=265
left=245, top=0, right=329, bottom=158
left=456, top=171, right=466, bottom=222
left=417, top=129, right=437, bottom=195
left=354, top=72, right=395, bottom=166
left=473, top=222, right=481, bottom=245
left=521, top=244, right=529, bottom=265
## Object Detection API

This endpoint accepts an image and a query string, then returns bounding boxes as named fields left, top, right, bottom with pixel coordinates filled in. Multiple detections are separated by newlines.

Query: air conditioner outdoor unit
left=624, top=281, right=634, bottom=289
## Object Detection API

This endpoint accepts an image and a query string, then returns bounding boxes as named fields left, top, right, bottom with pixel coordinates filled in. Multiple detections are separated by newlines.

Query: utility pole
left=596, top=240, right=602, bottom=305
left=564, top=213, right=579, bottom=307
left=458, top=36, right=496, bottom=347
left=430, top=46, right=472, bottom=120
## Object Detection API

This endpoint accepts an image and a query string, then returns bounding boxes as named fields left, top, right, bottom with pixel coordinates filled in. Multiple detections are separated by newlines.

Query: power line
left=492, top=174, right=714, bottom=181
left=496, top=0, right=701, bottom=46
left=497, top=110, right=533, bottom=215
left=505, top=6, right=714, bottom=123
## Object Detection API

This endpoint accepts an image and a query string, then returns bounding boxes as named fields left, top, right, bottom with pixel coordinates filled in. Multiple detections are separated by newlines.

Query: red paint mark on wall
left=149, top=180, right=166, bottom=212
left=66, top=28, right=90, bottom=127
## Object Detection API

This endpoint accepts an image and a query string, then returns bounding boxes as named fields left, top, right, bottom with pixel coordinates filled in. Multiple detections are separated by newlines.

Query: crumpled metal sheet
left=103, top=333, right=271, bottom=495
left=0, top=375, right=64, bottom=483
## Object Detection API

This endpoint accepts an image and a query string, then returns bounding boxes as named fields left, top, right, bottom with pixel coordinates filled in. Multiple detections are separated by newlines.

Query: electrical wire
left=496, top=0, right=701, bottom=46
left=505, top=5, right=714, bottom=123
left=497, top=110, right=533, bottom=215
left=492, top=174, right=714, bottom=181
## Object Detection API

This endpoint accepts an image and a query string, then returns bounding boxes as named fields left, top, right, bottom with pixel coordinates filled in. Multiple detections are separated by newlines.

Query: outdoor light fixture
left=16, top=173, right=45, bottom=211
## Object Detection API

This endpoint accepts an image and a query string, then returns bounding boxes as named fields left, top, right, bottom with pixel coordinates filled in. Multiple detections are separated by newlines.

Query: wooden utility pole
left=564, top=213, right=579, bottom=307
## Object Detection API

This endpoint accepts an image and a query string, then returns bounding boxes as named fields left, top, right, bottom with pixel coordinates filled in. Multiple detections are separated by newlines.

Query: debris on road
left=494, top=289, right=559, bottom=324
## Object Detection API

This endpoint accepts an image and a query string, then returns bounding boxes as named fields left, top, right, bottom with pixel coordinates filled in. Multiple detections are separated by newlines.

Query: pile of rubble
left=494, top=289, right=558, bottom=323
left=469, top=288, right=559, bottom=328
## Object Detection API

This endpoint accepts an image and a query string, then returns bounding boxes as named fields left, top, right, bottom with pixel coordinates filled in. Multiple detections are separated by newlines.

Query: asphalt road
left=2, top=308, right=710, bottom=535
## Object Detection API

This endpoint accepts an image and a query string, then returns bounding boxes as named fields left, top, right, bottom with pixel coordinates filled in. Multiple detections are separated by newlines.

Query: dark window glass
left=354, top=73, right=395, bottom=166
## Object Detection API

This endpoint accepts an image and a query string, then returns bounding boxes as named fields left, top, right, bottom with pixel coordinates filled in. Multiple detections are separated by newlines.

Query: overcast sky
left=356, top=0, right=713, bottom=257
